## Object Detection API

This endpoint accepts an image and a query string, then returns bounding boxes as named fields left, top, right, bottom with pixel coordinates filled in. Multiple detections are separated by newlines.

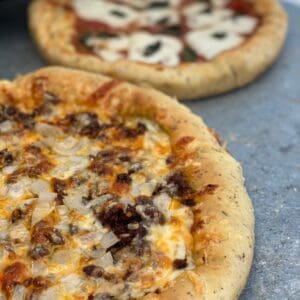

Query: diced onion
left=100, top=231, right=119, bottom=249
left=51, top=249, right=77, bottom=265
left=2, top=165, right=17, bottom=175
left=31, top=203, right=54, bottom=226
left=38, top=192, right=57, bottom=203
left=11, top=285, right=26, bottom=300
left=95, top=251, right=114, bottom=269
left=87, top=194, right=113, bottom=209
left=31, top=179, right=57, bottom=203
left=153, top=193, right=171, bottom=218
left=9, top=223, right=30, bottom=243
left=55, top=223, right=70, bottom=233
left=60, top=274, right=83, bottom=293
left=63, top=192, right=89, bottom=214
left=0, top=219, right=8, bottom=230
left=0, top=248, right=9, bottom=261
left=0, top=120, right=16, bottom=133
left=31, top=179, right=50, bottom=194
left=52, top=137, right=88, bottom=156
left=119, top=197, right=134, bottom=206
left=38, top=286, right=60, bottom=300
left=130, top=177, right=155, bottom=197
left=35, top=123, right=63, bottom=137
left=31, top=261, right=48, bottom=277
left=8, top=178, right=31, bottom=199
left=57, top=205, right=69, bottom=216
left=90, top=248, right=106, bottom=259
left=77, top=231, right=104, bottom=248
left=51, top=156, right=89, bottom=179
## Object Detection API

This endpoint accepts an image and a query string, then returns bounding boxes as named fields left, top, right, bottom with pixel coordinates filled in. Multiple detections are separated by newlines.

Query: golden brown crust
left=28, top=0, right=287, bottom=100
left=0, top=67, right=254, bottom=299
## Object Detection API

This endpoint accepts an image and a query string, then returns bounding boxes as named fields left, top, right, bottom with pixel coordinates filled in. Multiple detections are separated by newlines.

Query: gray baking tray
left=0, top=1, right=299, bottom=299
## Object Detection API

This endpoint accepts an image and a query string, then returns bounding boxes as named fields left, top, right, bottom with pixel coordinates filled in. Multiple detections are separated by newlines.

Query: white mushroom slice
left=73, top=0, right=139, bottom=27
left=184, top=4, right=233, bottom=30
left=142, top=8, right=179, bottom=27
left=129, top=32, right=182, bottom=66
left=186, top=29, right=243, bottom=60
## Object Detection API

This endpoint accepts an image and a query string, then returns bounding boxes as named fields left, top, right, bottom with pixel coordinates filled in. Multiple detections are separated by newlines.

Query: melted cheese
left=142, top=8, right=179, bottom=27
left=74, top=0, right=139, bottom=27
left=74, top=0, right=259, bottom=64
left=186, top=28, right=244, bottom=60
left=184, top=4, right=233, bottom=29
left=129, top=32, right=182, bottom=66
left=0, top=108, right=194, bottom=299
left=214, top=15, right=258, bottom=35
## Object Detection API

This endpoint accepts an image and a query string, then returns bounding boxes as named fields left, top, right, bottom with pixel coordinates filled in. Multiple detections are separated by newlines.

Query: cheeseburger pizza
left=29, top=0, right=287, bottom=100
left=0, top=67, right=254, bottom=299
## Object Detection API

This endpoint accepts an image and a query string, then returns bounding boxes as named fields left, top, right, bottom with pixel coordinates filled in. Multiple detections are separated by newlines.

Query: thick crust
left=28, top=0, right=287, bottom=100
left=0, top=67, right=254, bottom=299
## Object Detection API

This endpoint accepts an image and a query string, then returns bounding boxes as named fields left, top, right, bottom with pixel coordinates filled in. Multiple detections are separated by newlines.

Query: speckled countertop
left=0, top=1, right=299, bottom=299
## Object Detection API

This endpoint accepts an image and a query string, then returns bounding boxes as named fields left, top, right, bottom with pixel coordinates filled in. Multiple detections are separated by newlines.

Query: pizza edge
left=28, top=0, right=287, bottom=100
left=0, top=67, right=254, bottom=299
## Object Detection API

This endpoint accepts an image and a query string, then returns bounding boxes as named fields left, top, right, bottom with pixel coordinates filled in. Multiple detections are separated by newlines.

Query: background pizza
left=28, top=0, right=287, bottom=100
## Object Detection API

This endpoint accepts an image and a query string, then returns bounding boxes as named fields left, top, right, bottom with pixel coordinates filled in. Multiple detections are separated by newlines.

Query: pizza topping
left=173, top=258, right=188, bottom=269
left=29, top=244, right=50, bottom=260
left=73, top=0, right=259, bottom=64
left=73, top=0, right=139, bottom=28
left=0, top=98, right=198, bottom=299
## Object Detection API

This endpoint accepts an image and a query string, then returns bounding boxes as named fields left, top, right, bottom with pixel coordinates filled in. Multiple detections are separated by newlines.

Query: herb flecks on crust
left=72, top=0, right=259, bottom=65
left=0, top=88, right=217, bottom=299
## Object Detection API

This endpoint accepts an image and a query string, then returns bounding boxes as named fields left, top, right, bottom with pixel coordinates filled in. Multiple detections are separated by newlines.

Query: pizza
left=28, top=0, right=287, bottom=100
left=0, top=67, right=254, bottom=299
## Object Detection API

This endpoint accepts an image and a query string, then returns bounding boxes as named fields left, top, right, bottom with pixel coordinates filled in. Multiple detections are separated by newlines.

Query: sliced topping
left=129, top=32, right=182, bottom=66
left=31, top=203, right=54, bottom=226
left=74, top=0, right=258, bottom=64
left=142, top=8, right=179, bottom=27
left=74, top=0, right=139, bottom=27
left=186, top=28, right=243, bottom=60
left=183, top=3, right=233, bottom=29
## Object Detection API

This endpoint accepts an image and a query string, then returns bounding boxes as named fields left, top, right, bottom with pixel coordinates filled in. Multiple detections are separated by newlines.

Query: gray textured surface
left=0, top=1, right=299, bottom=299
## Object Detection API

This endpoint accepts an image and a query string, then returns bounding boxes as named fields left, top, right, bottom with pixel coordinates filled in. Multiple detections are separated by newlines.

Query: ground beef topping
left=0, top=99, right=199, bottom=299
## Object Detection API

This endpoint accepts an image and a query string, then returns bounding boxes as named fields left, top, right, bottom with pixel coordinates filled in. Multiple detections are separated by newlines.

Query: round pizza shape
left=0, top=67, right=254, bottom=299
left=28, top=0, right=287, bottom=100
